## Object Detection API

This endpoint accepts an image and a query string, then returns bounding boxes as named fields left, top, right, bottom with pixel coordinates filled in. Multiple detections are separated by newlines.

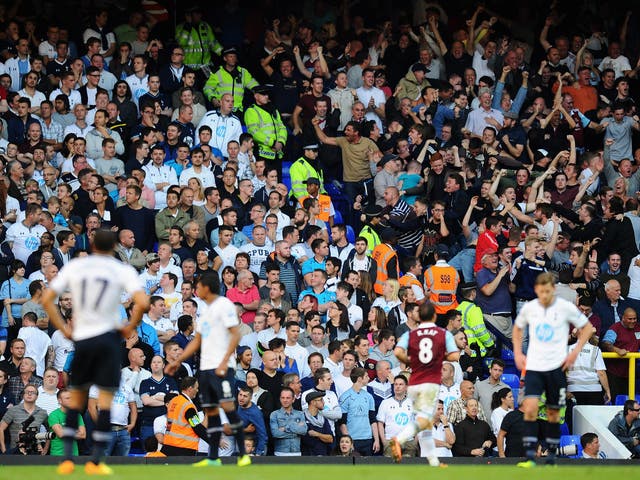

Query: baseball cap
left=305, top=390, right=326, bottom=403
left=411, top=63, right=429, bottom=74
left=146, top=253, right=160, bottom=263
left=377, top=153, right=399, bottom=168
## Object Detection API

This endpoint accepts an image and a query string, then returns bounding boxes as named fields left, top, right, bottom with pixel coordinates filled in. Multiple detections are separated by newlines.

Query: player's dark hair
left=177, top=315, right=193, bottom=332
left=197, top=272, right=221, bottom=295
left=419, top=302, right=436, bottom=323
left=93, top=229, right=116, bottom=252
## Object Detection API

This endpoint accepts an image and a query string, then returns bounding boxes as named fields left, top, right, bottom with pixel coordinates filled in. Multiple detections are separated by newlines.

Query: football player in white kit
left=42, top=229, right=150, bottom=475
left=165, top=272, right=252, bottom=467
left=512, top=272, right=593, bottom=467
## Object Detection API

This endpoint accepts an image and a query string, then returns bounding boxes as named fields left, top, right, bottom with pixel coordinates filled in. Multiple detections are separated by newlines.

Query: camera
left=17, top=415, right=56, bottom=455
left=557, top=444, right=577, bottom=457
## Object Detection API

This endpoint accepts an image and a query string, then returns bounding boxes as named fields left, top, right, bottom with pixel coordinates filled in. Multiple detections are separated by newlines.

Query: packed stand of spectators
left=0, top=0, right=639, bottom=459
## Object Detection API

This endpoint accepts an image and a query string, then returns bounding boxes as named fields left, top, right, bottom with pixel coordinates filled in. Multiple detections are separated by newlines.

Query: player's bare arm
left=216, top=325, right=242, bottom=377
left=41, top=288, right=71, bottom=339
left=165, top=332, right=202, bottom=375
left=120, top=290, right=150, bottom=338
left=562, top=320, right=594, bottom=370
left=393, top=346, right=409, bottom=365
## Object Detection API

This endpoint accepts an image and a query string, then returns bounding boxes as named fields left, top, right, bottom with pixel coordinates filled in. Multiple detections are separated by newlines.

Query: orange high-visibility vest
left=424, top=264, right=459, bottom=314
left=372, top=243, right=398, bottom=295
left=399, top=274, right=424, bottom=296
left=298, top=194, right=332, bottom=223
left=162, top=393, right=200, bottom=451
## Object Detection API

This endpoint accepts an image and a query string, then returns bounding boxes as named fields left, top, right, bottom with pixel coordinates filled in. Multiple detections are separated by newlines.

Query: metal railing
left=602, top=352, right=640, bottom=399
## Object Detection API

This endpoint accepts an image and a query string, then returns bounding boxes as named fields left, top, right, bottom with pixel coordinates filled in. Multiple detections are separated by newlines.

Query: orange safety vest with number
left=162, top=393, right=200, bottom=451
left=372, top=243, right=398, bottom=295
left=424, top=264, right=459, bottom=314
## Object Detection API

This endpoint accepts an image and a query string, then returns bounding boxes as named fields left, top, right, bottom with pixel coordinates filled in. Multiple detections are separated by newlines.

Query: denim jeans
left=139, top=425, right=155, bottom=447
left=449, top=248, right=476, bottom=283
left=353, top=438, right=373, bottom=456
left=106, top=428, right=131, bottom=456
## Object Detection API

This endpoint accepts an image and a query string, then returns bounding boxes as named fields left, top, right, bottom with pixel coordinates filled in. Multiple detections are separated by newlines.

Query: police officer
left=289, top=144, right=325, bottom=202
left=204, top=47, right=258, bottom=113
left=244, top=85, right=287, bottom=177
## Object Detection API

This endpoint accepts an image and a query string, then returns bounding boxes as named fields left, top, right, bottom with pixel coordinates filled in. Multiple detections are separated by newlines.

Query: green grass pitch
left=0, top=464, right=636, bottom=479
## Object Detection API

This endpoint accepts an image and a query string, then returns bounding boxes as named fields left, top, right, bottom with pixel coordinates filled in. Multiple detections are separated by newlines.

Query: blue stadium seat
left=512, top=388, right=519, bottom=408
left=501, top=373, right=520, bottom=390
left=346, top=225, right=356, bottom=244
left=501, top=348, right=514, bottom=361
left=333, top=210, right=343, bottom=224
left=560, top=422, right=570, bottom=436
left=559, top=435, right=582, bottom=458
left=615, top=394, right=629, bottom=405
left=282, top=161, right=292, bottom=191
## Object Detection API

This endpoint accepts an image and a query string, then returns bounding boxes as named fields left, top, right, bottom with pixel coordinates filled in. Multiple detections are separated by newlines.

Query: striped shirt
left=39, top=118, right=64, bottom=143
left=260, top=257, right=302, bottom=307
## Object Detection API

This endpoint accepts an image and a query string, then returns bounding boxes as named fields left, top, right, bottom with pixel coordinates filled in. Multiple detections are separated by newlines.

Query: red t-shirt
left=226, top=285, right=260, bottom=324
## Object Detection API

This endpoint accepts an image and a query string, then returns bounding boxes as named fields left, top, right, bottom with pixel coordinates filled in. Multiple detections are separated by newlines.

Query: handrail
left=602, top=352, right=640, bottom=399
left=483, top=319, right=514, bottom=352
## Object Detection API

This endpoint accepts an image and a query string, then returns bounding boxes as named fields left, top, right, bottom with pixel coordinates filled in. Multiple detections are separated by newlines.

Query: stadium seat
left=512, top=388, right=519, bottom=408
left=615, top=394, right=629, bottom=405
left=501, top=348, right=514, bottom=361
left=560, top=422, right=570, bottom=436
left=559, top=435, right=582, bottom=458
left=346, top=225, right=356, bottom=244
left=333, top=210, right=343, bottom=224
left=282, top=161, right=292, bottom=191
left=501, top=373, right=520, bottom=390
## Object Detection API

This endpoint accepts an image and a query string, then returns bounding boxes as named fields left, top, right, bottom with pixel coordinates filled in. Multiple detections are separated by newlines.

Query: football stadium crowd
left=0, top=0, right=639, bottom=460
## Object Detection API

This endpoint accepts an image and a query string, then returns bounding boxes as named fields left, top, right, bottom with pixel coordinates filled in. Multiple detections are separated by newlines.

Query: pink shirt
left=226, top=285, right=260, bottom=324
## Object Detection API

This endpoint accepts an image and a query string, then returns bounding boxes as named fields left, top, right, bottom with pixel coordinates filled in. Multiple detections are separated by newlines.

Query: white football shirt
left=196, top=295, right=240, bottom=370
left=49, top=254, right=144, bottom=341
left=514, top=296, right=588, bottom=371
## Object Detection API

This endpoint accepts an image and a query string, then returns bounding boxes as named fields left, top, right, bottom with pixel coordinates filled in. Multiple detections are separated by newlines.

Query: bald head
left=460, top=380, right=475, bottom=399
left=128, top=347, right=145, bottom=367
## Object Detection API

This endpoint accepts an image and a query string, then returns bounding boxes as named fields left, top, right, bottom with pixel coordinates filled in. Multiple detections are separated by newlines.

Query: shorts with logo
left=198, top=368, right=236, bottom=408
left=523, top=367, right=567, bottom=409
left=407, top=383, right=439, bottom=420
